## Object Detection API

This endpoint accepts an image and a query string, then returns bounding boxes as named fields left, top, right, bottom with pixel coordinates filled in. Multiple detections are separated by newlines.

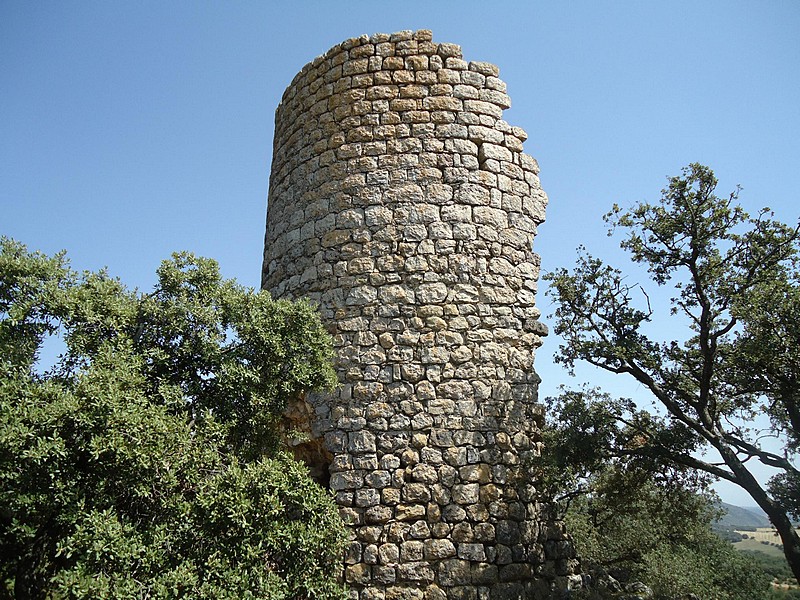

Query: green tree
left=538, top=389, right=771, bottom=599
left=0, top=239, right=346, bottom=599
left=544, top=164, right=800, bottom=582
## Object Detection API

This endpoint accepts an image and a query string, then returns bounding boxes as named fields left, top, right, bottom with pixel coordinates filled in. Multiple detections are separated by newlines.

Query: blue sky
left=2, top=1, right=798, bottom=505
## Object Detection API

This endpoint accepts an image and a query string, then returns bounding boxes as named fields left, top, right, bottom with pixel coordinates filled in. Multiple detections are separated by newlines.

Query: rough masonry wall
left=262, top=30, right=578, bottom=600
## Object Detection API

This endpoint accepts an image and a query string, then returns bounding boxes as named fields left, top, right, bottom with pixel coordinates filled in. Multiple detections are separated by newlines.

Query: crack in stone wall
left=262, top=29, right=580, bottom=600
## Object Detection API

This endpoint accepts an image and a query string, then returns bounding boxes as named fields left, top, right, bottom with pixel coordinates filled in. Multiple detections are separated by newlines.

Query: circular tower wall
left=262, top=30, right=577, bottom=600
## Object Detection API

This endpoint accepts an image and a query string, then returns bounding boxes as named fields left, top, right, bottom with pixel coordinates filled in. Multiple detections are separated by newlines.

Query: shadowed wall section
left=262, top=30, right=579, bottom=600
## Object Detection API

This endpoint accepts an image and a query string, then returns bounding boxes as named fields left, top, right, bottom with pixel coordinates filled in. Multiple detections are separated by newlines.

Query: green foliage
left=543, top=164, right=800, bottom=582
left=0, top=238, right=346, bottom=599
left=768, top=590, right=800, bottom=600
left=563, top=472, right=771, bottom=600
left=538, top=390, right=770, bottom=599
left=716, top=529, right=744, bottom=543
left=537, top=387, right=712, bottom=509
left=742, top=550, right=795, bottom=583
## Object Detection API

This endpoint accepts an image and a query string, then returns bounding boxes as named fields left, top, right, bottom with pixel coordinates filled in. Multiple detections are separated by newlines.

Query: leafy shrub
left=0, top=239, right=346, bottom=599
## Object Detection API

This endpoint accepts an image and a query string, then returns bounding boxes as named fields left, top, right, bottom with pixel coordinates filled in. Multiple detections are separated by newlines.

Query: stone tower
left=262, top=30, right=578, bottom=600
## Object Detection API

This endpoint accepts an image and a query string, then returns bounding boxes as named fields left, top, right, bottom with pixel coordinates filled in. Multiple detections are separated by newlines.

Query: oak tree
left=538, top=388, right=772, bottom=599
left=544, top=164, right=800, bottom=582
left=0, top=239, right=345, bottom=599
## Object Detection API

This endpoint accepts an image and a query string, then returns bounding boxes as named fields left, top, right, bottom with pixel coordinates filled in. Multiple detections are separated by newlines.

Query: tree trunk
left=765, top=506, right=800, bottom=585
left=717, top=443, right=800, bottom=583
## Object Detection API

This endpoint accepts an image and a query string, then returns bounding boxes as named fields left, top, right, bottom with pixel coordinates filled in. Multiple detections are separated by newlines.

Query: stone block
left=365, top=505, right=393, bottom=524
left=410, top=463, right=439, bottom=484
left=437, top=42, right=461, bottom=57
left=356, top=488, right=381, bottom=507
left=372, top=566, right=397, bottom=585
left=459, top=463, right=491, bottom=483
left=402, top=483, right=432, bottom=503
left=358, top=526, right=384, bottom=543
left=499, top=563, right=532, bottom=582
left=423, top=586, right=447, bottom=600
left=452, top=84, right=479, bottom=101
left=424, top=538, right=456, bottom=559
left=400, top=540, right=424, bottom=561
left=397, top=561, right=435, bottom=583
left=330, top=471, right=364, bottom=490
left=361, top=587, right=386, bottom=600
left=457, top=543, right=486, bottom=562
left=364, top=544, right=379, bottom=564
left=347, top=285, right=378, bottom=305
left=464, top=99, right=503, bottom=119
left=441, top=504, right=467, bottom=523
left=346, top=563, right=372, bottom=584
left=379, top=542, right=400, bottom=564
left=468, top=60, right=499, bottom=76
left=408, top=519, right=431, bottom=539
left=422, top=96, right=462, bottom=111
left=473, top=523, right=495, bottom=542
left=495, top=521, right=521, bottom=545
left=395, top=503, right=426, bottom=521
left=386, top=587, right=423, bottom=600
left=452, top=483, right=480, bottom=505
left=438, top=559, right=472, bottom=586
left=467, top=125, right=504, bottom=144
left=478, top=142, right=513, bottom=163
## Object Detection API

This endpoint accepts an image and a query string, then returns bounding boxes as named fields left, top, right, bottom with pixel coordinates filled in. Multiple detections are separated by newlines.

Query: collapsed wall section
left=262, top=30, right=578, bottom=600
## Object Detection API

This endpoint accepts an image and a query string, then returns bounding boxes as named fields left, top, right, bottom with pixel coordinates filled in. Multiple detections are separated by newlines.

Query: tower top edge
left=281, top=30, right=504, bottom=106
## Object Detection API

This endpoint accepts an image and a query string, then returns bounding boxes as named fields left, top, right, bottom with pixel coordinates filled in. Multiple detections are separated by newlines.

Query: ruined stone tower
left=262, top=30, right=578, bottom=600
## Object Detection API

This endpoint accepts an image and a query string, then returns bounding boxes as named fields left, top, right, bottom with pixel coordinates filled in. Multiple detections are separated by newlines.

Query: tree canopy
left=0, top=239, right=346, bottom=599
left=543, top=164, right=800, bottom=583
left=538, top=388, right=773, bottom=599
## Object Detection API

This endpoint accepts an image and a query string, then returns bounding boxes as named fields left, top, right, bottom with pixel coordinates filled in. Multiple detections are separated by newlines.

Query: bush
left=0, top=239, right=346, bottom=599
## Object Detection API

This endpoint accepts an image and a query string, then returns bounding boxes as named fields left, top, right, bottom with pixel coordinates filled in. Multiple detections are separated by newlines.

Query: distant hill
left=715, top=502, right=771, bottom=529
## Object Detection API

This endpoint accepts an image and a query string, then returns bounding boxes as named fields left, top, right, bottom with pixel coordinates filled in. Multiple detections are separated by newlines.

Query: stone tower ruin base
left=262, top=30, right=579, bottom=600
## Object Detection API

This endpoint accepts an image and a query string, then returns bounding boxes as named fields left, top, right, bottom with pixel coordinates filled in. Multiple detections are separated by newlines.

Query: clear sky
left=2, top=1, right=798, bottom=506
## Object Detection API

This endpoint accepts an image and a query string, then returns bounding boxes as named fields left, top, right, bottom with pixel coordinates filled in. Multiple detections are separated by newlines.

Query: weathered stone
left=346, top=540, right=363, bottom=564
left=331, top=471, right=364, bottom=490
left=396, top=503, right=426, bottom=521
left=398, top=561, right=435, bottom=583
left=472, top=563, right=499, bottom=585
left=424, top=586, right=447, bottom=600
left=459, top=463, right=491, bottom=483
left=356, top=488, right=382, bottom=507
left=373, top=566, right=397, bottom=585
left=451, top=522, right=474, bottom=542
left=346, top=563, right=372, bottom=585
left=438, top=559, right=471, bottom=586
left=386, top=586, right=423, bottom=600
left=365, top=505, right=393, bottom=524
left=350, top=431, right=377, bottom=453
left=364, top=544, right=380, bottom=564
left=362, top=587, right=386, bottom=600
left=474, top=522, right=496, bottom=542
left=416, top=282, right=448, bottom=303
left=400, top=540, right=425, bottom=562
left=408, top=519, right=431, bottom=539
left=262, top=29, right=577, bottom=600
left=451, top=483, right=480, bottom=505
left=441, top=504, right=467, bottom=522
left=402, top=483, right=432, bottom=503
left=379, top=543, right=400, bottom=564
left=424, top=538, right=456, bottom=559
left=457, top=542, right=486, bottom=561
left=411, top=463, right=439, bottom=484
left=359, top=526, right=384, bottom=543
left=381, top=486, right=400, bottom=506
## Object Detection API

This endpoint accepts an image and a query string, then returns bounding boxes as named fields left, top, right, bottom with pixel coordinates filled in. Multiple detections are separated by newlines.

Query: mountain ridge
left=716, top=502, right=771, bottom=529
